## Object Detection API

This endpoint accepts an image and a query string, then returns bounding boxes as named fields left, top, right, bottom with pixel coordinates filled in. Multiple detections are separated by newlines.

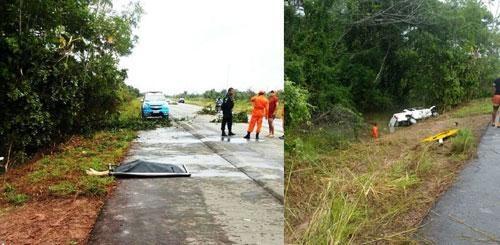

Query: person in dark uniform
left=221, top=87, right=235, bottom=136
left=492, top=78, right=500, bottom=126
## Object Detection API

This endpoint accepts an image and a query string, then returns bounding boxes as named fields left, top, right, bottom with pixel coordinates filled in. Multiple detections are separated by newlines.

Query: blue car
left=141, top=92, right=169, bottom=119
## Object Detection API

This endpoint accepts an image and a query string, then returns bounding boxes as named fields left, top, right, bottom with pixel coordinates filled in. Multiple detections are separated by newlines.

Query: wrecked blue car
left=141, top=92, right=169, bottom=119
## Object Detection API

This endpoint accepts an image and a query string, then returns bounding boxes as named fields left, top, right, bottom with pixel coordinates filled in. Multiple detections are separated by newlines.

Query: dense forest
left=285, top=0, right=500, bottom=117
left=0, top=1, right=142, bottom=161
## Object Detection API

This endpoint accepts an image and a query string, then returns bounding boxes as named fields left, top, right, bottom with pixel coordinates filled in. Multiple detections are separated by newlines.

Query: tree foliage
left=285, top=0, right=500, bottom=114
left=0, top=0, right=142, bottom=157
left=284, top=80, right=311, bottom=127
left=176, top=89, right=284, bottom=102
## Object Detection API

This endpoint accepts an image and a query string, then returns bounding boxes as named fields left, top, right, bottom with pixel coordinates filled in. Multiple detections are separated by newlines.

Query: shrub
left=197, top=105, right=217, bottom=115
left=450, top=128, right=476, bottom=156
left=2, top=184, right=29, bottom=205
left=284, top=80, right=311, bottom=128
left=49, top=182, right=77, bottom=196
left=234, top=112, right=249, bottom=123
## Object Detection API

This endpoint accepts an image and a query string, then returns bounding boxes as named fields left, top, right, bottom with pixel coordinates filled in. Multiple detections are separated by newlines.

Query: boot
left=256, top=133, right=259, bottom=140
left=228, top=132, right=235, bottom=136
left=222, top=131, right=227, bottom=136
left=243, top=132, right=251, bottom=139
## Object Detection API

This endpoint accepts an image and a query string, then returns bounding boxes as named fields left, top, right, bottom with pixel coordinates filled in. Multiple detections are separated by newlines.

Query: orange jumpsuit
left=371, top=125, right=379, bottom=139
left=247, top=95, right=269, bottom=133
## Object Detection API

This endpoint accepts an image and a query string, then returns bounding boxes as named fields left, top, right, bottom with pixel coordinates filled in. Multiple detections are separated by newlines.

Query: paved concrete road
left=418, top=125, right=500, bottom=244
left=89, top=104, right=284, bottom=244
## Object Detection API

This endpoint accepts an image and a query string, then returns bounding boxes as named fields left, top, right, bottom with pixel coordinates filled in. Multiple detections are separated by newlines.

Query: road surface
left=417, top=125, right=500, bottom=244
left=89, top=103, right=284, bottom=244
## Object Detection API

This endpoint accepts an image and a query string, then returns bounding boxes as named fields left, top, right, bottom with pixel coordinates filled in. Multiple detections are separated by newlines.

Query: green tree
left=285, top=0, right=500, bottom=113
left=0, top=0, right=143, bottom=158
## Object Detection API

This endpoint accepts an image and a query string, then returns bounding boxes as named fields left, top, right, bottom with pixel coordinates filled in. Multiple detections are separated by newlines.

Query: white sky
left=484, top=0, right=500, bottom=17
left=113, top=0, right=284, bottom=95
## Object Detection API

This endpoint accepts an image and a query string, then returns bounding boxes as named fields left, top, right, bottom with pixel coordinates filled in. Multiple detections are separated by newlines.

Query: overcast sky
left=112, top=0, right=284, bottom=95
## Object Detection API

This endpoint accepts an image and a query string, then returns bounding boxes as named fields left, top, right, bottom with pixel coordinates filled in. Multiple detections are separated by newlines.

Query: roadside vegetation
left=0, top=0, right=143, bottom=170
left=0, top=1, right=172, bottom=243
left=108, top=97, right=171, bottom=130
left=284, top=0, right=499, bottom=243
left=0, top=95, right=167, bottom=243
left=182, top=89, right=284, bottom=118
left=286, top=98, right=489, bottom=243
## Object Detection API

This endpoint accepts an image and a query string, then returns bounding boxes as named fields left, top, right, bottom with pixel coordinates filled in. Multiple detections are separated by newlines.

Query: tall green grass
left=285, top=123, right=479, bottom=243
left=452, top=98, right=490, bottom=118
left=450, top=128, right=476, bottom=157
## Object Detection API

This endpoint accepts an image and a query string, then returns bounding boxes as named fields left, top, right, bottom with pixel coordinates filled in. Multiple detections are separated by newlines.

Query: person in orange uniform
left=371, top=122, right=379, bottom=140
left=244, top=91, right=269, bottom=140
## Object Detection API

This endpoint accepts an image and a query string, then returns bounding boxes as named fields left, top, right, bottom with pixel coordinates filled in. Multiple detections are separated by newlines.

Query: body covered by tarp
left=110, top=159, right=191, bottom=177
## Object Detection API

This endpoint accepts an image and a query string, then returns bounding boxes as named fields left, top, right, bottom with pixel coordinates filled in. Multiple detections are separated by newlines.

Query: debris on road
left=210, top=111, right=248, bottom=123
left=422, top=129, right=459, bottom=143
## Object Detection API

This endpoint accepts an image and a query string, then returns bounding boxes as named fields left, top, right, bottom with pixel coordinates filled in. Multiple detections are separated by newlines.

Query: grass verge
left=285, top=98, right=490, bottom=244
left=0, top=97, right=170, bottom=243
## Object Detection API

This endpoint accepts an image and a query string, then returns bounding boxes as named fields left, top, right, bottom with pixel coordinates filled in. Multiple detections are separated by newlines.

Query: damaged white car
left=389, top=106, right=438, bottom=127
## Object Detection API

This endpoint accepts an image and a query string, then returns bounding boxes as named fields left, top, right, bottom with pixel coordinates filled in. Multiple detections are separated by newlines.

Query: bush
left=197, top=105, right=217, bottom=115
left=234, top=112, right=249, bottom=123
left=451, top=128, right=476, bottom=156
left=210, top=111, right=248, bottom=123
left=284, top=80, right=311, bottom=128
left=314, top=104, right=365, bottom=139
left=2, top=183, right=29, bottom=205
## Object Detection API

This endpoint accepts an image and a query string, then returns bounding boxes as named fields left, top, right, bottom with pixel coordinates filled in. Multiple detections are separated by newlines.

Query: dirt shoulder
left=0, top=130, right=136, bottom=244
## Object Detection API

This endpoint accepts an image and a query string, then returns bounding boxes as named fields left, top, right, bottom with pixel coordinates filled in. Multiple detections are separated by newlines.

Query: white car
left=389, top=106, right=438, bottom=127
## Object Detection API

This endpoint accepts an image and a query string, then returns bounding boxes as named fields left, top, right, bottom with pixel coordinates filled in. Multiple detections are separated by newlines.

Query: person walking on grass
left=244, top=91, right=269, bottom=140
left=371, top=122, right=379, bottom=140
left=221, top=87, right=235, bottom=136
left=266, top=90, right=279, bottom=138
left=492, top=78, right=500, bottom=127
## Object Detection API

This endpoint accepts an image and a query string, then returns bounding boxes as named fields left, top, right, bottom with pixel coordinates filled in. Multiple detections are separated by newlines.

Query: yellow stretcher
left=421, top=129, right=459, bottom=143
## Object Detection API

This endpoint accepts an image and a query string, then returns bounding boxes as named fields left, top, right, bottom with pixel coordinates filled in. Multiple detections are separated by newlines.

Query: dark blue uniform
left=221, top=94, right=234, bottom=133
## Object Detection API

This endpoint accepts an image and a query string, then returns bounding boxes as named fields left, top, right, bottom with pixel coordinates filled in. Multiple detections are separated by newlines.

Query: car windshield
left=145, top=94, right=165, bottom=101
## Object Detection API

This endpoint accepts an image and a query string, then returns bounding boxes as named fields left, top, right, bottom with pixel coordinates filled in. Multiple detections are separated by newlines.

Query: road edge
left=175, top=120, right=284, bottom=204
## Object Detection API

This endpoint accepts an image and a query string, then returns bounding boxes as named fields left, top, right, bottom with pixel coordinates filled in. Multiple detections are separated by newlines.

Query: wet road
left=418, top=125, right=500, bottom=244
left=89, top=104, right=284, bottom=244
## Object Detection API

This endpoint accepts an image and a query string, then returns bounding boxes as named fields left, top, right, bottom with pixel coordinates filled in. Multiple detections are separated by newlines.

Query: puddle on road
left=200, top=137, right=265, bottom=144
left=125, top=155, right=229, bottom=167
left=136, top=137, right=200, bottom=145
left=192, top=170, right=247, bottom=178
left=236, top=162, right=284, bottom=170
